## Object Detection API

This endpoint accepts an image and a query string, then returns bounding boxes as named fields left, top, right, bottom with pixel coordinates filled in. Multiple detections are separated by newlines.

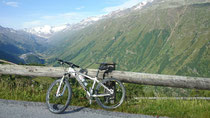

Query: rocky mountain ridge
left=23, top=0, right=155, bottom=39
left=0, top=25, right=46, bottom=64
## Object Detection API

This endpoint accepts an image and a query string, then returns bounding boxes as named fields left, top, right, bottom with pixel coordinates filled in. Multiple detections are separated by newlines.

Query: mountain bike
left=46, top=59, right=125, bottom=114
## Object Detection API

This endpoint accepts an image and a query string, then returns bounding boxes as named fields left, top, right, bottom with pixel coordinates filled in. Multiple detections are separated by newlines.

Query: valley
left=0, top=26, right=47, bottom=64
left=1, top=0, right=209, bottom=77
left=0, top=0, right=210, bottom=117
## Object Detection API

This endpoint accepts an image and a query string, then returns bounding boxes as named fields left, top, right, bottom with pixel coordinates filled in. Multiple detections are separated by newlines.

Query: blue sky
left=0, top=0, right=143, bottom=29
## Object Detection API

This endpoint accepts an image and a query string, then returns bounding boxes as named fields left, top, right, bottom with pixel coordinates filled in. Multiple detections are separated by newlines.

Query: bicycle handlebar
left=57, top=59, right=80, bottom=68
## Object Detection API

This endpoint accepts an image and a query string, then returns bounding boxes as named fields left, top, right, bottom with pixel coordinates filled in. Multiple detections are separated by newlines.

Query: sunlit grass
left=0, top=75, right=209, bottom=118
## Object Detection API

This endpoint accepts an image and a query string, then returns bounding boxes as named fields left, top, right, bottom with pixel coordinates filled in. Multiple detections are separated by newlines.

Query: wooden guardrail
left=0, top=64, right=210, bottom=90
left=0, top=59, right=17, bottom=65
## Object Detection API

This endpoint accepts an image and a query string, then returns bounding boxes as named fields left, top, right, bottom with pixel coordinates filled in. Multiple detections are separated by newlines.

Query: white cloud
left=103, top=0, right=142, bottom=13
left=76, top=6, right=85, bottom=10
left=22, top=12, right=88, bottom=28
left=60, top=12, right=80, bottom=19
left=3, top=1, right=19, bottom=7
left=41, top=12, right=79, bottom=20
left=23, top=20, right=41, bottom=28
left=40, top=12, right=83, bottom=24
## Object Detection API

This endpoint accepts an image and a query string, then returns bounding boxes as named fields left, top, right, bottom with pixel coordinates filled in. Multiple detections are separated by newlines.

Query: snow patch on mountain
left=133, top=0, right=154, bottom=10
left=24, top=16, right=102, bottom=38
left=23, top=0, right=155, bottom=39
left=76, top=16, right=102, bottom=28
left=24, top=24, right=71, bottom=38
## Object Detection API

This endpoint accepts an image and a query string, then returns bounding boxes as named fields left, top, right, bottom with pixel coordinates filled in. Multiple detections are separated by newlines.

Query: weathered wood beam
left=0, top=64, right=65, bottom=77
left=0, top=59, right=17, bottom=65
left=0, top=64, right=210, bottom=90
left=110, top=71, right=210, bottom=90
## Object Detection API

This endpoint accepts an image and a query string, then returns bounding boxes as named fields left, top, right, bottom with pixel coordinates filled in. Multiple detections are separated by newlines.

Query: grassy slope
left=47, top=2, right=210, bottom=77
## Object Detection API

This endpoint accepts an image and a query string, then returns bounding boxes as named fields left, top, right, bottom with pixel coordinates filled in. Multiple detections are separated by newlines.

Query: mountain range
left=0, top=0, right=209, bottom=78
left=23, top=0, right=154, bottom=39
left=46, top=0, right=210, bottom=78
left=23, top=16, right=102, bottom=39
left=0, top=26, right=46, bottom=64
left=23, top=25, right=70, bottom=39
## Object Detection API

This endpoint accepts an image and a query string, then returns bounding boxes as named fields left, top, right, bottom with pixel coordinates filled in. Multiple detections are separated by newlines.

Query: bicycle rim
left=95, top=78, right=125, bottom=109
left=46, top=79, right=71, bottom=113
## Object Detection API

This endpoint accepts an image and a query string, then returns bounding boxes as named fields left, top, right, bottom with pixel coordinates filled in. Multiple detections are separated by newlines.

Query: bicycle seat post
left=96, top=69, right=100, bottom=77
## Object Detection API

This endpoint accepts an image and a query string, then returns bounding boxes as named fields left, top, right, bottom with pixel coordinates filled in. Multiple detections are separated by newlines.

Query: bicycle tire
left=95, top=78, right=125, bottom=109
left=46, top=79, right=72, bottom=114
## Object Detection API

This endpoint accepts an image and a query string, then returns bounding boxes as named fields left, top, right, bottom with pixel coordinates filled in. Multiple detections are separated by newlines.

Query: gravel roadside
left=0, top=99, right=163, bottom=118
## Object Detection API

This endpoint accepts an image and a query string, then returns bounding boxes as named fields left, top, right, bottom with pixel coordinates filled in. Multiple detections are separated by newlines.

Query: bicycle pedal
left=110, top=100, right=115, bottom=104
left=89, top=99, right=92, bottom=105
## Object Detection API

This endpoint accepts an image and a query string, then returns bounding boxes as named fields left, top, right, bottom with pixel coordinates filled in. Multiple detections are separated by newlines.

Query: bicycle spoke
left=46, top=79, right=72, bottom=114
left=95, top=78, right=125, bottom=109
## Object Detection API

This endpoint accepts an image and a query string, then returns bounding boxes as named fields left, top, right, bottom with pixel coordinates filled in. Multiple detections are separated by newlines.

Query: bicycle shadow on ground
left=62, top=106, right=88, bottom=114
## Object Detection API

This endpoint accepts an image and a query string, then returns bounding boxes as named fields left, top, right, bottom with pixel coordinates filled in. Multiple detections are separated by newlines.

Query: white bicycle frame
left=56, top=66, right=114, bottom=98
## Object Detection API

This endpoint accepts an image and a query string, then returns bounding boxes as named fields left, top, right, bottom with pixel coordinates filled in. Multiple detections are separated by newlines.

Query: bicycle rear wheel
left=95, top=78, right=125, bottom=109
left=46, top=79, right=72, bottom=114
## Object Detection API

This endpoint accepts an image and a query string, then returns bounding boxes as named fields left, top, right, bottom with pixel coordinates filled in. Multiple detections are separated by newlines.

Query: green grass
left=0, top=75, right=209, bottom=118
left=120, top=99, right=210, bottom=118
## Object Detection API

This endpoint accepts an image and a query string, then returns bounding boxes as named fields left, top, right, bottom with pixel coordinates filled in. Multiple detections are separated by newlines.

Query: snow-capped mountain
left=64, top=16, right=102, bottom=31
left=80, top=16, right=101, bottom=25
left=24, top=16, right=102, bottom=39
left=0, top=25, right=47, bottom=64
left=101, top=0, right=154, bottom=18
left=24, top=0, right=154, bottom=39
left=132, top=0, right=154, bottom=10
left=24, top=24, right=71, bottom=38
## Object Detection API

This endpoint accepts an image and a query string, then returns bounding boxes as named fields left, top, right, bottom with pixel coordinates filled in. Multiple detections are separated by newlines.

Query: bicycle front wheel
left=95, top=78, right=125, bottom=109
left=46, top=79, right=72, bottom=114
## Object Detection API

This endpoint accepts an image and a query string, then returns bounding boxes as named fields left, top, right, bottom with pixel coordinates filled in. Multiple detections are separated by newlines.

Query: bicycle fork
left=56, top=76, right=66, bottom=97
